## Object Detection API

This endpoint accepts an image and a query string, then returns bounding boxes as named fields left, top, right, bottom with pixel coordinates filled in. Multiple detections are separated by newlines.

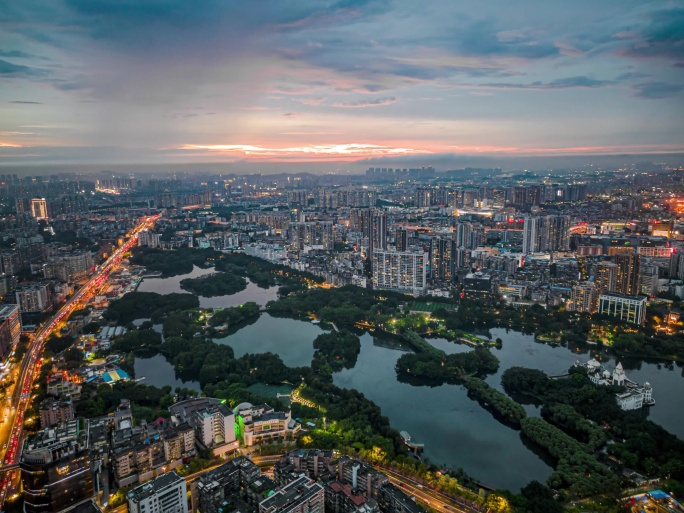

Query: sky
left=1, top=0, right=683, bottom=169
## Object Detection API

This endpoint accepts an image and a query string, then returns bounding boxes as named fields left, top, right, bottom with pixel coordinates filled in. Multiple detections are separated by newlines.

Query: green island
left=311, top=331, right=361, bottom=374
left=180, top=271, right=248, bottom=296
left=58, top=250, right=684, bottom=513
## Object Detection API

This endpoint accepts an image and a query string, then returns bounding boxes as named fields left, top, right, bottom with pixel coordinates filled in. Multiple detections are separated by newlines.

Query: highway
left=0, top=215, right=159, bottom=508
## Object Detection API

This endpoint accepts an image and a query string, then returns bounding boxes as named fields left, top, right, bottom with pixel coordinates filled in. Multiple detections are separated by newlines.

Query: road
left=0, top=215, right=159, bottom=507
left=377, top=465, right=486, bottom=513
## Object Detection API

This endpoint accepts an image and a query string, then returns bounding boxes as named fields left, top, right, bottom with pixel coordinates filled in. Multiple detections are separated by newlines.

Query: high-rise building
left=454, top=222, right=472, bottom=249
left=595, top=262, right=618, bottom=295
left=522, top=216, right=569, bottom=253
left=544, top=215, right=570, bottom=252
left=598, top=293, right=647, bottom=325
left=31, top=198, right=49, bottom=220
left=430, top=237, right=455, bottom=281
left=395, top=228, right=408, bottom=252
left=290, top=222, right=334, bottom=250
left=570, top=282, right=598, bottom=313
left=21, top=420, right=93, bottom=513
left=415, top=188, right=432, bottom=208
left=364, top=208, right=387, bottom=257
left=0, top=304, right=20, bottom=361
left=194, top=403, right=237, bottom=454
left=614, top=254, right=641, bottom=296
left=127, top=471, right=188, bottom=513
left=138, top=230, right=162, bottom=248
left=522, top=216, right=543, bottom=254
left=14, top=283, right=51, bottom=312
left=372, top=250, right=427, bottom=295
left=15, top=197, right=30, bottom=216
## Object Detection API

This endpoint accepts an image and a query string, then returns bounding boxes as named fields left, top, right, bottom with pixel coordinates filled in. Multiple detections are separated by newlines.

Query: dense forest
left=180, top=271, right=247, bottom=296
left=502, top=366, right=684, bottom=495
left=395, top=346, right=500, bottom=384
left=103, top=291, right=199, bottom=323
left=311, top=331, right=361, bottom=374
left=130, top=246, right=219, bottom=276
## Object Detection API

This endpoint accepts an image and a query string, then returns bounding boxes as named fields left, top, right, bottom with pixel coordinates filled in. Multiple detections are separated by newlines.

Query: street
left=0, top=215, right=159, bottom=508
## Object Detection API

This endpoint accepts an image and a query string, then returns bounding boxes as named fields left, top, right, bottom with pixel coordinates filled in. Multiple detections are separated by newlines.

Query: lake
left=137, top=265, right=280, bottom=308
left=128, top=271, right=684, bottom=491
left=334, top=329, right=684, bottom=491
left=134, top=353, right=201, bottom=392
left=214, top=313, right=329, bottom=367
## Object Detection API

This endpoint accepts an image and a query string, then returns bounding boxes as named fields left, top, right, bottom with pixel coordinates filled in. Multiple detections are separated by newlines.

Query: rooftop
left=127, top=471, right=184, bottom=504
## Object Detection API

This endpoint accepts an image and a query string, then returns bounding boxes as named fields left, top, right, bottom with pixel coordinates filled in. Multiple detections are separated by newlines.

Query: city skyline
left=0, top=1, right=683, bottom=167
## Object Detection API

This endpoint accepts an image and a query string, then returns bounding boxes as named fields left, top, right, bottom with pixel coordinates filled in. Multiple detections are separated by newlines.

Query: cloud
left=296, top=97, right=326, bottom=105
left=447, top=20, right=560, bottom=60
left=0, top=59, right=43, bottom=77
left=615, top=72, right=650, bottom=81
left=480, top=76, right=613, bottom=90
left=619, top=7, right=684, bottom=63
left=332, top=96, right=397, bottom=107
left=282, top=112, right=301, bottom=117
left=0, top=49, right=45, bottom=59
left=9, top=100, right=43, bottom=104
left=178, top=142, right=429, bottom=160
left=632, top=81, right=684, bottom=100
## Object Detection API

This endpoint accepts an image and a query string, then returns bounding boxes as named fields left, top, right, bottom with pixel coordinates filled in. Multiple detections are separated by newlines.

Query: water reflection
left=134, top=352, right=201, bottom=392
left=137, top=266, right=280, bottom=308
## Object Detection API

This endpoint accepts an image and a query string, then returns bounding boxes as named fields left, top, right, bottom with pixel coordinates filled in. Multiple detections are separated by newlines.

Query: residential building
left=291, top=221, right=334, bottom=250
left=614, top=253, right=641, bottom=296
left=259, top=474, right=325, bottom=513
left=127, top=471, right=188, bottom=513
left=14, top=282, right=51, bottom=312
left=191, top=457, right=262, bottom=513
left=194, top=402, right=238, bottom=456
left=138, top=229, right=162, bottom=248
left=395, top=228, right=408, bottom=252
left=570, top=282, right=598, bottom=313
left=39, top=397, right=74, bottom=429
left=372, top=250, right=427, bottom=295
left=598, top=293, right=647, bottom=325
left=430, top=237, right=455, bottom=281
left=594, top=261, right=617, bottom=295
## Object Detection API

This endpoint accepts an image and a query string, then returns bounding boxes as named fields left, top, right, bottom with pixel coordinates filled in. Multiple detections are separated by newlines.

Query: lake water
left=332, top=329, right=684, bottom=491
left=137, top=265, right=280, bottom=308
left=214, top=313, right=329, bottom=367
left=134, top=353, right=201, bottom=392
left=128, top=270, right=684, bottom=491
